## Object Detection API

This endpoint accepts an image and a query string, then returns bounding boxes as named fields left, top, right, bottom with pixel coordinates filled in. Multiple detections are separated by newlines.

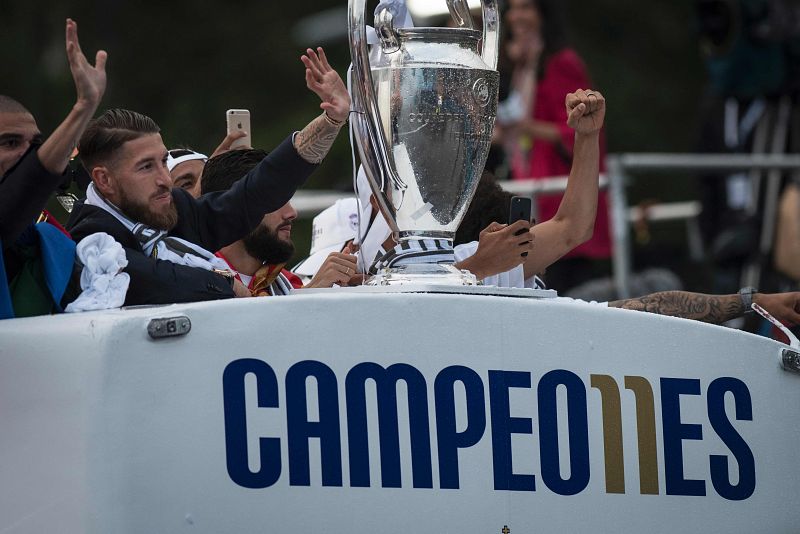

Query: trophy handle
left=348, top=0, right=407, bottom=213
left=443, top=0, right=499, bottom=70
left=374, top=8, right=401, bottom=53
left=446, top=0, right=476, bottom=29
left=479, top=0, right=500, bottom=70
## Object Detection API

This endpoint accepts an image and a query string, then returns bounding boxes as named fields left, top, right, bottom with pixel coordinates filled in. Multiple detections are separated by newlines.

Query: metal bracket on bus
left=147, top=316, right=191, bottom=340
left=752, top=303, right=800, bottom=375
left=782, top=349, right=800, bottom=375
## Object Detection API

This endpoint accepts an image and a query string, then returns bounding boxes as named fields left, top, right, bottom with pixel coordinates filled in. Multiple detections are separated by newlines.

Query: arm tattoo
left=294, top=113, right=342, bottom=164
left=608, top=291, right=744, bottom=324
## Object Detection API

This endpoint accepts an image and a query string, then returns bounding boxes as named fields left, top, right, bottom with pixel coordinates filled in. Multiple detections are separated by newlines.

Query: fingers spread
left=95, top=50, right=108, bottom=71
left=305, top=68, right=318, bottom=89
left=303, top=48, right=324, bottom=78
left=317, top=47, right=332, bottom=70
left=65, top=19, right=80, bottom=54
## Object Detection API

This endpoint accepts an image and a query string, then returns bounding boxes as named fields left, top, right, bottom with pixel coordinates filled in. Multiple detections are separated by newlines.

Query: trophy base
left=366, top=263, right=478, bottom=286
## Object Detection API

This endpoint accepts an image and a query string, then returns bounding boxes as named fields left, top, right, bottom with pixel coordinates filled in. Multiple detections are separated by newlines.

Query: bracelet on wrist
left=323, top=111, right=345, bottom=128
left=739, top=287, right=757, bottom=313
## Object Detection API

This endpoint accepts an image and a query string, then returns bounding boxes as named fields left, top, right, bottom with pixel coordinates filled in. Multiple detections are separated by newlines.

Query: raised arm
left=0, top=19, right=106, bottom=244
left=522, top=89, right=605, bottom=280
left=609, top=291, right=800, bottom=326
left=38, top=19, right=107, bottom=174
left=294, top=47, right=350, bottom=164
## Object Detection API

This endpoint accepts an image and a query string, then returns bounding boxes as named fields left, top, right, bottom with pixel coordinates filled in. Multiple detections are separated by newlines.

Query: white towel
left=65, top=232, right=130, bottom=313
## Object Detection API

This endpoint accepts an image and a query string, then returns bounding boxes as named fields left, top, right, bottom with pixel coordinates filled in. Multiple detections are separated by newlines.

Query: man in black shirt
left=68, top=48, right=351, bottom=306
left=1, top=19, right=107, bottom=319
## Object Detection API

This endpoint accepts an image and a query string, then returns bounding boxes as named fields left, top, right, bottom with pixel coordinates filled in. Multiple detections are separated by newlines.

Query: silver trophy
left=348, top=0, right=500, bottom=285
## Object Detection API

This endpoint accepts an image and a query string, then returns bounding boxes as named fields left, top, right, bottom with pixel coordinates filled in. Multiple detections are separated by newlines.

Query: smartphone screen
left=226, top=109, right=251, bottom=149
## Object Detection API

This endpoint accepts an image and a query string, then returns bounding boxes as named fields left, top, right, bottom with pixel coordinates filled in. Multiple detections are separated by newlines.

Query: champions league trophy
left=348, top=0, right=500, bottom=285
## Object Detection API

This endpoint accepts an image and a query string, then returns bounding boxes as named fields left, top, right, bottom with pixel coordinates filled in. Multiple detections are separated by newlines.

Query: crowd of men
left=2, top=19, right=799, bottom=330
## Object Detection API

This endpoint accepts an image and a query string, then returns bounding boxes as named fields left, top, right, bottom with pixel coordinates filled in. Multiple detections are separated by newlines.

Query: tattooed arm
left=609, top=292, right=743, bottom=324
left=294, top=112, right=343, bottom=164
left=609, top=291, right=800, bottom=325
left=295, top=46, right=350, bottom=164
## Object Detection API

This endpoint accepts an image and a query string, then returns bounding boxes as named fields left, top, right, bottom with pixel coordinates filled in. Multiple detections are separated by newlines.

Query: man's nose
left=286, top=204, right=298, bottom=222
left=156, top=166, right=173, bottom=188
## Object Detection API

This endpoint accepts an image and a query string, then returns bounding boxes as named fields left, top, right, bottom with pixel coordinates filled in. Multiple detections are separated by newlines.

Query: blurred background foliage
left=2, top=0, right=708, bottom=264
left=2, top=0, right=706, bottom=187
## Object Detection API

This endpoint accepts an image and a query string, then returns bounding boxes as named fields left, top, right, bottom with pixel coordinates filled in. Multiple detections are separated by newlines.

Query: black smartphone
left=508, top=197, right=533, bottom=256
left=508, top=196, right=533, bottom=226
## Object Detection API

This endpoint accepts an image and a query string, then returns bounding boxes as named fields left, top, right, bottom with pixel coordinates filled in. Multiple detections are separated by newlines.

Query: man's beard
left=118, top=186, right=178, bottom=231
left=243, top=224, right=294, bottom=265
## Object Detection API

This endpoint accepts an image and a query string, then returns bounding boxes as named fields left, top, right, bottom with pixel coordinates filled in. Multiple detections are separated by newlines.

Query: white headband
left=167, top=150, right=208, bottom=172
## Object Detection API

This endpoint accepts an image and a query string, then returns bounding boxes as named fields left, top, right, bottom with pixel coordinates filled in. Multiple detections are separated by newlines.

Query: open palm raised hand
left=65, top=18, right=107, bottom=109
left=301, top=47, right=350, bottom=123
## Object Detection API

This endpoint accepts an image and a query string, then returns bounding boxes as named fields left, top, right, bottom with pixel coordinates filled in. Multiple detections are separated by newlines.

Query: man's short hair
left=455, top=171, right=513, bottom=245
left=78, top=109, right=160, bottom=171
left=201, top=149, right=268, bottom=194
left=0, top=95, right=30, bottom=115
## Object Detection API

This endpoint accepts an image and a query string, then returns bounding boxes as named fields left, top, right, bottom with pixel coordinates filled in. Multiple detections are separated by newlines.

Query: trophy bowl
left=349, top=0, right=500, bottom=285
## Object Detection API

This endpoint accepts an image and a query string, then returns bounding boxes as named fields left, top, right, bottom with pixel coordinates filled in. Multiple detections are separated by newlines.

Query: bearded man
left=201, top=149, right=358, bottom=295
left=67, top=47, right=350, bottom=304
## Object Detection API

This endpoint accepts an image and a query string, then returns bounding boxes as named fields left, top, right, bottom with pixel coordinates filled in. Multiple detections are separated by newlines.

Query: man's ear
left=91, top=166, right=115, bottom=198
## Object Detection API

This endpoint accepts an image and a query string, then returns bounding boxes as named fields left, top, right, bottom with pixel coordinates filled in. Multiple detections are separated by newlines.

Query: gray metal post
left=607, top=155, right=631, bottom=299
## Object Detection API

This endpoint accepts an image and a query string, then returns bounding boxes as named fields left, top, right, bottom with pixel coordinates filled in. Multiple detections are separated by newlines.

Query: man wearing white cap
left=166, top=148, right=207, bottom=198
left=167, top=129, right=251, bottom=198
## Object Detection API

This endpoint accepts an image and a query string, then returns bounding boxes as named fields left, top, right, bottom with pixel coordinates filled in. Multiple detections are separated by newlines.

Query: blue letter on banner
left=435, top=366, right=486, bottom=489
left=345, top=363, right=433, bottom=488
left=537, top=370, right=590, bottom=495
left=286, top=361, right=343, bottom=487
left=661, top=378, right=705, bottom=496
left=489, top=371, right=535, bottom=491
left=707, top=377, right=756, bottom=501
left=223, top=358, right=281, bottom=489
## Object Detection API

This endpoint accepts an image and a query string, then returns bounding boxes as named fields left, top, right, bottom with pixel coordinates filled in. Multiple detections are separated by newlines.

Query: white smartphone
left=226, top=109, right=251, bottom=149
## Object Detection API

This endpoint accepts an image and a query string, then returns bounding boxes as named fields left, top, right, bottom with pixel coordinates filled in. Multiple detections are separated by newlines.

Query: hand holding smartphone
left=226, top=109, right=251, bottom=149
left=509, top=196, right=533, bottom=256
left=508, top=196, right=533, bottom=229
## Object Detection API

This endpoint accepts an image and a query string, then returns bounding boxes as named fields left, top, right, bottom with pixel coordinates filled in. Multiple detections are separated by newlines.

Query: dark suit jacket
left=67, top=135, right=317, bottom=305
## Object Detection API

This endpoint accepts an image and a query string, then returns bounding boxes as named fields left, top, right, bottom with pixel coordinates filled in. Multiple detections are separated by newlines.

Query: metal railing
left=292, top=153, right=800, bottom=298
left=607, top=153, right=800, bottom=298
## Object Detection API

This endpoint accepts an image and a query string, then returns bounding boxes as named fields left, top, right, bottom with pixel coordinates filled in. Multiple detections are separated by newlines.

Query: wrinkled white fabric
left=453, top=241, right=607, bottom=307
left=65, top=232, right=130, bottom=312
left=454, top=241, right=542, bottom=290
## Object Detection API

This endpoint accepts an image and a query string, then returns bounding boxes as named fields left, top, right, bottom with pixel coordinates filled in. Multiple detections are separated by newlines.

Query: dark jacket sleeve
left=122, top=248, right=235, bottom=305
left=67, top=206, right=236, bottom=305
left=174, top=135, right=318, bottom=251
left=0, top=147, right=65, bottom=246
